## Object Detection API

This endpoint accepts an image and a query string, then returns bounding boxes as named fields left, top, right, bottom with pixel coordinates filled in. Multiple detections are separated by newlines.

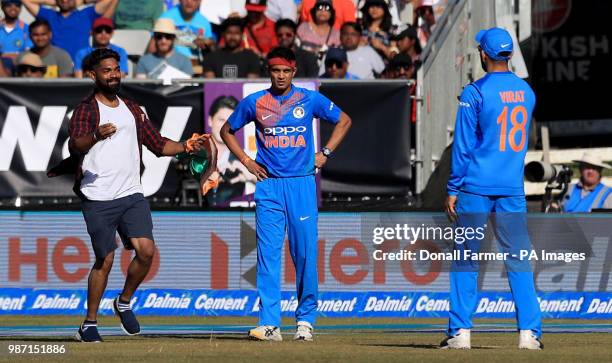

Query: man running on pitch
left=65, top=48, right=209, bottom=342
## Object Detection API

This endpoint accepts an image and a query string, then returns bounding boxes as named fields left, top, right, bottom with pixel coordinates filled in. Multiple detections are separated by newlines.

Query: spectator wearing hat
left=340, top=22, right=384, bottom=79
left=16, top=51, right=46, bottom=77
left=320, top=47, right=358, bottom=79
left=21, top=0, right=119, bottom=62
left=0, top=0, right=33, bottom=61
left=242, top=0, right=278, bottom=57
left=202, top=17, right=260, bottom=79
left=17, top=19, right=73, bottom=77
left=385, top=52, right=413, bottom=79
left=158, top=0, right=216, bottom=59
left=114, top=0, right=163, bottom=30
left=300, top=0, right=356, bottom=30
left=297, top=0, right=340, bottom=59
left=264, top=0, right=297, bottom=22
left=275, top=18, right=318, bottom=78
left=73, top=18, right=128, bottom=78
left=561, top=152, right=612, bottom=212
left=393, top=24, right=421, bottom=65
left=135, top=18, right=193, bottom=79
left=361, top=0, right=397, bottom=60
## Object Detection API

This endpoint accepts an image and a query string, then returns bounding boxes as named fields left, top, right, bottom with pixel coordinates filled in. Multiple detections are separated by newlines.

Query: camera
left=525, top=161, right=572, bottom=184
left=525, top=161, right=573, bottom=212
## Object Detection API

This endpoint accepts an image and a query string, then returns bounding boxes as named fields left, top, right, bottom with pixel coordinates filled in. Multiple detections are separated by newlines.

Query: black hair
left=221, top=17, right=245, bottom=32
left=29, top=19, right=51, bottom=34
left=209, top=95, right=239, bottom=117
left=266, top=47, right=296, bottom=63
left=361, top=1, right=393, bottom=33
left=275, top=18, right=297, bottom=33
left=341, top=22, right=362, bottom=34
left=310, top=1, right=336, bottom=26
left=83, top=48, right=120, bottom=71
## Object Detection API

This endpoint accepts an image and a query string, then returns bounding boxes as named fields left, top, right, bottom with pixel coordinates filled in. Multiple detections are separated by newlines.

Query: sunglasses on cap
left=154, top=33, right=175, bottom=40
left=17, top=64, right=46, bottom=73
left=316, top=4, right=331, bottom=11
left=94, top=26, right=113, bottom=34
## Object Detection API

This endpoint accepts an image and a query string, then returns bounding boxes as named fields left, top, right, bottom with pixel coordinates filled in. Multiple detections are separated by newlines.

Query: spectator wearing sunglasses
left=16, top=52, right=46, bottom=77
left=135, top=18, right=193, bottom=79
left=21, top=0, right=119, bottom=62
left=300, top=0, right=356, bottom=30
left=74, top=18, right=128, bottom=78
left=320, top=47, right=358, bottom=79
left=274, top=18, right=318, bottom=78
left=386, top=52, right=413, bottom=79
left=297, top=0, right=340, bottom=58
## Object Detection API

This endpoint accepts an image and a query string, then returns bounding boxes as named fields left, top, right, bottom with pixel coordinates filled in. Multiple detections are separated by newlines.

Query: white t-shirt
left=80, top=97, right=143, bottom=201
left=347, top=45, right=386, bottom=79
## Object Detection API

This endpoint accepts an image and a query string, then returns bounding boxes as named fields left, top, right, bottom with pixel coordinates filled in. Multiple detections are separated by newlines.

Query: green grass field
left=1, top=316, right=610, bottom=363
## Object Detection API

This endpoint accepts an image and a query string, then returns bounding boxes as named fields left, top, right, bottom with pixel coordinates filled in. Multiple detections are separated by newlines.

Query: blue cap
left=1, top=0, right=22, bottom=5
left=325, top=47, right=348, bottom=63
left=475, top=27, right=513, bottom=61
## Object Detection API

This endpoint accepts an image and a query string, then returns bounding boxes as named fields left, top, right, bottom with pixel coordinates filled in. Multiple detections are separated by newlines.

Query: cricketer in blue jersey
left=441, top=28, right=543, bottom=350
left=220, top=47, right=352, bottom=342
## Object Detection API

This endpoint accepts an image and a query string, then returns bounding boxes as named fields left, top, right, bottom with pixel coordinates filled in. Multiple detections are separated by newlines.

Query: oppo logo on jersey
left=262, top=126, right=307, bottom=148
left=263, top=126, right=307, bottom=135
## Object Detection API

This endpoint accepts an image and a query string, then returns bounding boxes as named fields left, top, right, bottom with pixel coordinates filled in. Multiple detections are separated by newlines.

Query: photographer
left=561, top=152, right=612, bottom=212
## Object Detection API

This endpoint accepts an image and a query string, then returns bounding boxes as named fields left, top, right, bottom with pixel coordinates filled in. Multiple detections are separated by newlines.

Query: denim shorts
left=81, top=193, right=154, bottom=259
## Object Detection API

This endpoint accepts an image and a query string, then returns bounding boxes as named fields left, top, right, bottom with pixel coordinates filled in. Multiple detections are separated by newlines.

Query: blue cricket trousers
left=448, top=191, right=542, bottom=337
left=254, top=175, right=318, bottom=327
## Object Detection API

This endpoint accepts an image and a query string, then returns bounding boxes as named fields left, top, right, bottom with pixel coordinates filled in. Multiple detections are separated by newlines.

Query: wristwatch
left=321, top=147, right=332, bottom=158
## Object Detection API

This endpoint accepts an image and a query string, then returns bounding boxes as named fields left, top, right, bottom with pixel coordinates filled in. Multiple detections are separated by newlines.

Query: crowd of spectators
left=0, top=0, right=445, bottom=80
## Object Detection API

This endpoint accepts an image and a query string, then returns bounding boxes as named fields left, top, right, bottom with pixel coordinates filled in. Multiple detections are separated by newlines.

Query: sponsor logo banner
left=1, top=288, right=611, bottom=319
left=1, top=212, right=611, bottom=293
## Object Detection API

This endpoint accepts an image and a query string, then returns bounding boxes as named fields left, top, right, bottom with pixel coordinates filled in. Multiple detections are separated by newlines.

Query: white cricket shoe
left=518, top=330, right=543, bottom=350
left=248, top=325, right=283, bottom=341
left=293, top=321, right=313, bottom=341
left=439, top=328, right=471, bottom=349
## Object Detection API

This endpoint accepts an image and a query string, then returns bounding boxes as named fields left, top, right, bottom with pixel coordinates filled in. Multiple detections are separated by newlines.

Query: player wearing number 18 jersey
left=442, top=28, right=542, bottom=350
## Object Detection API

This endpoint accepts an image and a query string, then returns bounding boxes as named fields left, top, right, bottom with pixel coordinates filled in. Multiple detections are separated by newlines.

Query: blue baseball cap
left=475, top=27, right=513, bottom=61
left=1, top=0, right=22, bottom=5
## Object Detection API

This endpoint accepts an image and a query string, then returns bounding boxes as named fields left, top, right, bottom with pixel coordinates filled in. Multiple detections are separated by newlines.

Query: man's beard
left=479, top=53, right=488, bottom=72
left=97, top=79, right=121, bottom=94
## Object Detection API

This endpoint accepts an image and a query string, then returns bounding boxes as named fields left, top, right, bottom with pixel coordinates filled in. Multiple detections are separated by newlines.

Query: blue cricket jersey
left=448, top=71, right=536, bottom=196
left=227, top=85, right=342, bottom=177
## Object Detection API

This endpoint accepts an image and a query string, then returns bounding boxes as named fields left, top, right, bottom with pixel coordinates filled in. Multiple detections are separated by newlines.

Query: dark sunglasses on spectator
left=277, top=31, right=294, bottom=38
left=325, top=60, right=343, bottom=69
left=393, top=65, right=412, bottom=71
left=154, top=33, right=175, bottom=40
left=17, top=64, right=46, bottom=73
left=94, top=26, right=113, bottom=34
left=316, top=4, right=331, bottom=11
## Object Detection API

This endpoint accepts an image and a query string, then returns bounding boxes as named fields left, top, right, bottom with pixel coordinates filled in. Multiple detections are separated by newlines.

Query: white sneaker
left=439, top=329, right=471, bottom=349
left=248, top=325, right=283, bottom=341
left=518, top=330, right=543, bottom=350
left=293, top=321, right=313, bottom=341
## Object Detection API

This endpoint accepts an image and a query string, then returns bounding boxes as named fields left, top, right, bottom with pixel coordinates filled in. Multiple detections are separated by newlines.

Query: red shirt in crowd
left=300, top=0, right=356, bottom=30
left=244, top=16, right=279, bottom=55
